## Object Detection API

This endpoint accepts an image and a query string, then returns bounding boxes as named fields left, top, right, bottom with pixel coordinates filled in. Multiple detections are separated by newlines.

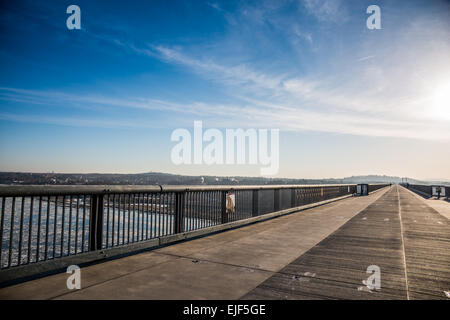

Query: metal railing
left=402, top=183, right=449, bottom=198
left=403, top=184, right=432, bottom=196
left=0, top=183, right=389, bottom=282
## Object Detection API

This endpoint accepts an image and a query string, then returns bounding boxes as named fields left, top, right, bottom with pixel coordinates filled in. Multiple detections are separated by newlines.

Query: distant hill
left=340, top=175, right=426, bottom=184
left=0, top=171, right=445, bottom=186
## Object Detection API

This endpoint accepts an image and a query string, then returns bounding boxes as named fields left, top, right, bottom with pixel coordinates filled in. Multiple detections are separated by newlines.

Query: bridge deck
left=0, top=185, right=449, bottom=300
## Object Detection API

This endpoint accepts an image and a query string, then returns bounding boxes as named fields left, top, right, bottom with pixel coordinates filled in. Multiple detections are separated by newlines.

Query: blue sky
left=0, top=0, right=449, bottom=179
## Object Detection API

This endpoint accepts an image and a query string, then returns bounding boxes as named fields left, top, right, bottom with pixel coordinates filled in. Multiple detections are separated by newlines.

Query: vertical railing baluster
left=141, top=194, right=145, bottom=240
left=8, top=197, right=16, bottom=267
left=207, top=192, right=211, bottom=227
left=163, top=193, right=167, bottom=236
left=252, top=190, right=259, bottom=217
left=36, top=197, right=42, bottom=262
left=150, top=193, right=154, bottom=237
left=82, top=195, right=86, bottom=252
left=127, top=194, right=131, bottom=244
left=220, top=191, right=223, bottom=223
left=0, top=197, right=5, bottom=268
left=201, top=192, right=205, bottom=228
left=142, top=194, right=145, bottom=239
left=111, top=194, right=115, bottom=247
left=291, top=188, right=296, bottom=208
left=197, top=192, right=201, bottom=229
left=154, top=194, right=158, bottom=236
left=198, top=192, right=202, bottom=229
left=274, top=189, right=280, bottom=212
left=44, top=196, right=50, bottom=260
left=141, top=193, right=145, bottom=240
left=61, top=196, right=65, bottom=257
left=192, top=192, right=195, bottom=230
left=89, top=194, right=104, bottom=251
left=105, top=194, right=109, bottom=248
left=122, top=195, right=126, bottom=245
left=165, top=193, right=169, bottom=235
left=53, top=196, right=58, bottom=258
left=189, top=192, right=196, bottom=231
left=146, top=194, right=150, bottom=239
left=221, top=191, right=227, bottom=224
left=158, top=193, right=162, bottom=237
left=18, top=197, right=25, bottom=265
left=133, top=194, right=137, bottom=242
left=216, top=191, right=219, bottom=224
left=27, top=197, right=33, bottom=264
left=163, top=193, right=167, bottom=234
left=68, top=196, right=72, bottom=255
left=174, top=192, right=185, bottom=234
left=136, top=194, right=140, bottom=241
left=185, top=192, right=188, bottom=232
left=75, top=196, right=79, bottom=254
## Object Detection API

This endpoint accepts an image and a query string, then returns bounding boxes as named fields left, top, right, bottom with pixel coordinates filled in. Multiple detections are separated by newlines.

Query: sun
left=432, top=81, right=450, bottom=120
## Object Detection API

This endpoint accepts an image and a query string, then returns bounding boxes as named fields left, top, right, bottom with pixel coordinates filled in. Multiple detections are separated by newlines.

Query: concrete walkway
left=0, top=187, right=389, bottom=299
left=1, top=185, right=448, bottom=300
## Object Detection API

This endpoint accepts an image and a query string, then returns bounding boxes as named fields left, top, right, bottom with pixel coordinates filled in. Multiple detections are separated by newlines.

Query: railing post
left=274, top=189, right=280, bottom=212
left=291, top=188, right=296, bottom=207
left=89, top=194, right=104, bottom=251
left=174, top=192, right=185, bottom=234
left=252, top=190, right=259, bottom=217
left=221, top=191, right=227, bottom=224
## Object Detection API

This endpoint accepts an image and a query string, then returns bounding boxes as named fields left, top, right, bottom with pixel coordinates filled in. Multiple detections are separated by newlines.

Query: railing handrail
left=0, top=183, right=367, bottom=196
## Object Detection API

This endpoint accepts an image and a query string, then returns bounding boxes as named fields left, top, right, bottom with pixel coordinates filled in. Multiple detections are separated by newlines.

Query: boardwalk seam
left=397, top=186, right=410, bottom=300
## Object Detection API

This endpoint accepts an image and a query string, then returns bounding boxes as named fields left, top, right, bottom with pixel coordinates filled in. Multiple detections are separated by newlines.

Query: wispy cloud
left=151, top=46, right=286, bottom=90
left=357, top=55, right=376, bottom=62
left=2, top=77, right=449, bottom=141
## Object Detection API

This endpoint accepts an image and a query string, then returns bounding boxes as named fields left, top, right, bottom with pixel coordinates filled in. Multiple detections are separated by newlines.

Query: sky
left=0, top=0, right=449, bottom=180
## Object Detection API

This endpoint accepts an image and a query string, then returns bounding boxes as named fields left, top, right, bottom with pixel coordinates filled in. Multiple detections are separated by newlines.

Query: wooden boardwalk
left=243, top=186, right=450, bottom=300
left=1, top=185, right=449, bottom=300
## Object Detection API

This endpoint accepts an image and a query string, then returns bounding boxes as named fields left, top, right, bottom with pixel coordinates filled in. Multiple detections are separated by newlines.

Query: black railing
left=403, top=184, right=432, bottom=196
left=402, top=183, right=449, bottom=199
left=0, top=183, right=389, bottom=282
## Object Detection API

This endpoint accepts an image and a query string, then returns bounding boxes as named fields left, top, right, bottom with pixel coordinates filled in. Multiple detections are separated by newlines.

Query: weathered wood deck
left=243, top=186, right=449, bottom=299
left=0, top=185, right=449, bottom=300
